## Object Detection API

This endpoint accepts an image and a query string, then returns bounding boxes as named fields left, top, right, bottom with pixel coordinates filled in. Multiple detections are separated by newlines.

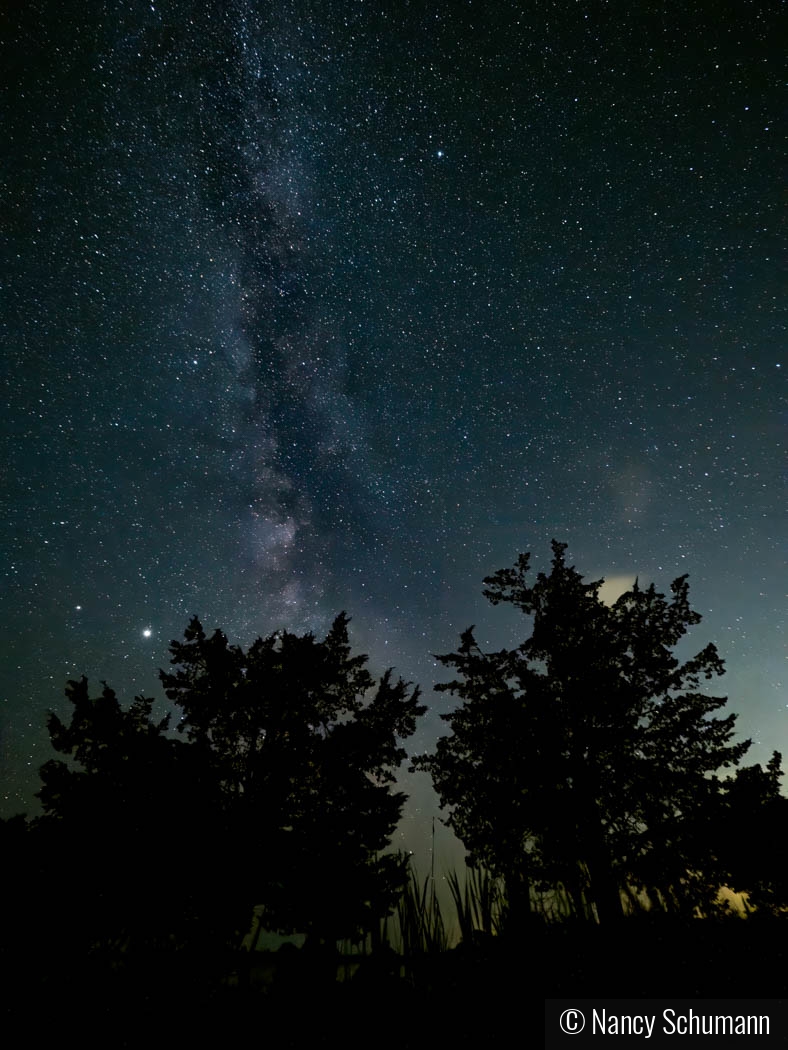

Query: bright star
left=142, top=628, right=152, bottom=638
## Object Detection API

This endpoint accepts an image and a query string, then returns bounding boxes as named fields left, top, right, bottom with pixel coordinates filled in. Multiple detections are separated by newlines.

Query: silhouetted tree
left=159, top=611, right=425, bottom=944
left=33, top=613, right=424, bottom=954
left=35, top=677, right=216, bottom=951
left=717, top=752, right=788, bottom=914
left=413, top=541, right=750, bottom=925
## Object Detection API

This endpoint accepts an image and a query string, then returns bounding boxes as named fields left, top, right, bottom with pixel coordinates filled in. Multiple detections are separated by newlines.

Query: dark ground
left=4, top=918, right=788, bottom=1047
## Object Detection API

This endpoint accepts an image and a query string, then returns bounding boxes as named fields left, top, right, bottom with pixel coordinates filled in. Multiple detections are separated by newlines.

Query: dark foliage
left=717, top=752, right=788, bottom=913
left=24, top=613, right=423, bottom=955
left=160, top=611, right=425, bottom=943
left=33, top=676, right=233, bottom=952
left=412, top=541, right=751, bottom=923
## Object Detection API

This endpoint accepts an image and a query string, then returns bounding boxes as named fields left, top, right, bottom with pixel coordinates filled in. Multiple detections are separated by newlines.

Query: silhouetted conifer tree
left=718, top=752, right=788, bottom=914
left=35, top=676, right=217, bottom=950
left=413, top=541, right=750, bottom=925
left=33, top=614, right=424, bottom=952
left=159, top=611, right=425, bottom=944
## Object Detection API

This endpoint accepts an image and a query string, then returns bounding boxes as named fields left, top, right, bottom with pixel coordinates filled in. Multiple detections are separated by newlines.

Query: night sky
left=2, top=1, right=784, bottom=870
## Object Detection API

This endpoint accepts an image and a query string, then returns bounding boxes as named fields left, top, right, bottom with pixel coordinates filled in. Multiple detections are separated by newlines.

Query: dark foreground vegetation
left=3, top=543, right=788, bottom=1043
left=3, top=899, right=788, bottom=1047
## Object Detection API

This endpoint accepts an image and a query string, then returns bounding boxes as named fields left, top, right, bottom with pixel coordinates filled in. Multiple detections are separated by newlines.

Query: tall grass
left=396, top=867, right=450, bottom=956
left=446, top=864, right=506, bottom=945
left=378, top=859, right=510, bottom=962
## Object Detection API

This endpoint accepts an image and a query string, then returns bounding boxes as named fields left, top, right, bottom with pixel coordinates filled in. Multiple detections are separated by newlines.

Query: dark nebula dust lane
left=1, top=2, right=784, bottom=861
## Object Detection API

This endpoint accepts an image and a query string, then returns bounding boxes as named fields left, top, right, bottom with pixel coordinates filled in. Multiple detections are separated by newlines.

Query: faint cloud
left=597, top=574, right=637, bottom=606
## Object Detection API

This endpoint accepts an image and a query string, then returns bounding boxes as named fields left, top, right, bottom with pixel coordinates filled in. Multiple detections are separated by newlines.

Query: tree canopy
left=33, top=612, right=424, bottom=950
left=413, top=541, right=751, bottom=923
left=160, top=611, right=425, bottom=942
left=716, top=751, right=788, bottom=914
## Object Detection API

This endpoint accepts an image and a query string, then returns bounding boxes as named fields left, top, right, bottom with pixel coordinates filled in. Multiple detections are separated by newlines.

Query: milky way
left=2, top=2, right=784, bottom=866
